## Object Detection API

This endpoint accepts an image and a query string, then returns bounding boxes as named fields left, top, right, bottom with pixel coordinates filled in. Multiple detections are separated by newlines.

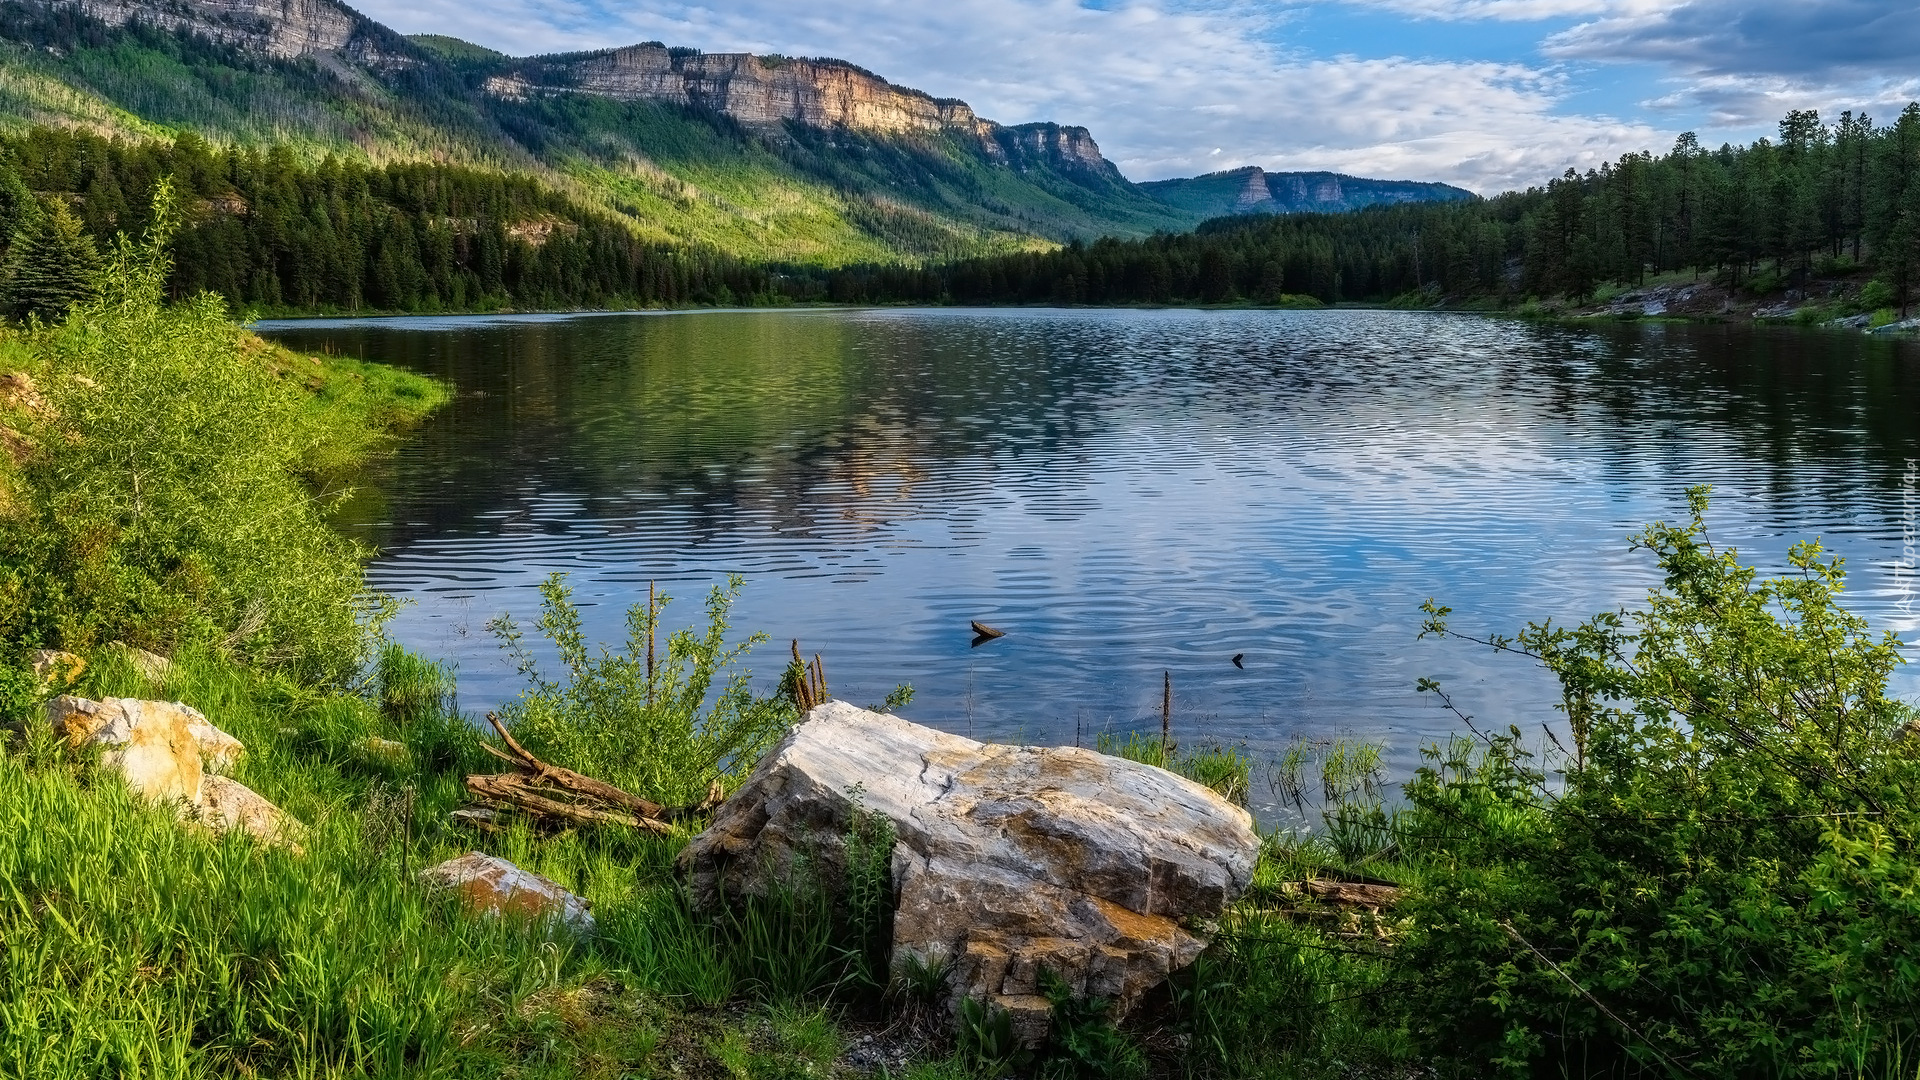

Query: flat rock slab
left=681, top=702, right=1262, bottom=1041
left=420, top=852, right=597, bottom=935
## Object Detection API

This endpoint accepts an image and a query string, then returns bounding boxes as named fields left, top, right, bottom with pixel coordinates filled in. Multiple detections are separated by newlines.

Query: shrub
left=488, top=572, right=794, bottom=805
left=1860, top=277, right=1898, bottom=311
left=1399, top=487, right=1920, bottom=1078
left=0, top=182, right=388, bottom=683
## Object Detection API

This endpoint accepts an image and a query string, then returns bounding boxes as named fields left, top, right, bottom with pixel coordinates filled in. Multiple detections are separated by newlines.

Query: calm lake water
left=258, top=308, right=1920, bottom=822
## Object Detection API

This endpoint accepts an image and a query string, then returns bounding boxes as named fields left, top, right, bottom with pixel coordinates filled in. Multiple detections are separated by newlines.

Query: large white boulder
left=48, top=695, right=245, bottom=777
left=681, top=703, right=1262, bottom=1041
left=47, top=695, right=206, bottom=804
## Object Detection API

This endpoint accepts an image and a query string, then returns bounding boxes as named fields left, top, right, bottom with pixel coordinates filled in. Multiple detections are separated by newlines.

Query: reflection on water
left=259, top=308, right=1920, bottom=822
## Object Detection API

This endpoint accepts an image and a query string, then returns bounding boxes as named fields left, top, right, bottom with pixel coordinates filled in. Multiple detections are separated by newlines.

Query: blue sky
left=348, top=0, right=1920, bottom=193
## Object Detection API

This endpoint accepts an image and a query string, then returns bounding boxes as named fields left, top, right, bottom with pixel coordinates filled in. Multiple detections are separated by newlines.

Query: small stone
left=194, top=775, right=306, bottom=852
left=27, top=649, right=85, bottom=686
left=106, top=643, right=174, bottom=682
left=419, top=852, right=596, bottom=934
left=358, top=736, right=410, bottom=764
left=451, top=807, right=502, bottom=832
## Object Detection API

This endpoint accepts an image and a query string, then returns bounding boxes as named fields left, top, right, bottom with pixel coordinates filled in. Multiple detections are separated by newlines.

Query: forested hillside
left=0, top=0, right=1192, bottom=268
left=0, top=126, right=826, bottom=312
left=831, top=106, right=1920, bottom=317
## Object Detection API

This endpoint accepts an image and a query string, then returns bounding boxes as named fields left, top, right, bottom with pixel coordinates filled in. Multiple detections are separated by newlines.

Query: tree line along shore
left=0, top=105, right=1914, bottom=320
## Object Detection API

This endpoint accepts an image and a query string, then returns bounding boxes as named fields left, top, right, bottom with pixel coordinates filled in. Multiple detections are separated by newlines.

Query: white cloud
left=1325, top=0, right=1656, bottom=22
left=1545, top=0, right=1920, bottom=126
left=349, top=0, right=1669, bottom=192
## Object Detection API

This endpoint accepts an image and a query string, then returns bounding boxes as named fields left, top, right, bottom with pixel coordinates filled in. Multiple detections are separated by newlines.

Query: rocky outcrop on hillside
left=36, top=0, right=1123, bottom=174
left=1142, top=165, right=1475, bottom=218
left=486, top=46, right=1121, bottom=176
left=54, top=0, right=409, bottom=65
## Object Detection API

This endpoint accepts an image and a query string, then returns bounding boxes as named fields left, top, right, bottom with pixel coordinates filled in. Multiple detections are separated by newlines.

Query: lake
left=258, top=308, right=1920, bottom=822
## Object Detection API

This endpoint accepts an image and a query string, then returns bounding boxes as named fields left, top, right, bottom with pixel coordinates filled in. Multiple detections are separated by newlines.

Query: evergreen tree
left=4, top=199, right=101, bottom=321
left=0, top=171, right=36, bottom=250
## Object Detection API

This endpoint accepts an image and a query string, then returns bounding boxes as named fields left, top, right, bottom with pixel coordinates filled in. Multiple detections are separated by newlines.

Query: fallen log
left=464, top=713, right=723, bottom=834
left=1295, top=879, right=1400, bottom=909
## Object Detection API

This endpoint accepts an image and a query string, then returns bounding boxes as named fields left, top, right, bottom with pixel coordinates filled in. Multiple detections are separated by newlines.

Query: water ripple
left=259, top=308, right=1920, bottom=823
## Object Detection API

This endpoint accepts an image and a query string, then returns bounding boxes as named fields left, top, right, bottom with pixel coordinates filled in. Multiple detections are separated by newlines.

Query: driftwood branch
left=460, top=713, right=723, bottom=834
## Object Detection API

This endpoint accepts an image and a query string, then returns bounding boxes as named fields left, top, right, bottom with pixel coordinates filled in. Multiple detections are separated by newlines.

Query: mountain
left=1140, top=166, right=1475, bottom=221
left=0, top=0, right=1195, bottom=263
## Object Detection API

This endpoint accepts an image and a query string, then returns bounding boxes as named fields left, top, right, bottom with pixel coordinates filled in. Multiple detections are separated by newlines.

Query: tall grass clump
left=1096, top=730, right=1255, bottom=806
left=0, top=735, right=555, bottom=1079
left=0, top=181, right=393, bottom=684
left=488, top=572, right=795, bottom=806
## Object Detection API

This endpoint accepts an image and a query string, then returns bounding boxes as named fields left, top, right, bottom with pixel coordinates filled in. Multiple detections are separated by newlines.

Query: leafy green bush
left=0, top=182, right=388, bottom=683
left=1861, top=277, right=1898, bottom=311
left=488, top=572, right=794, bottom=805
left=1399, top=488, right=1920, bottom=1078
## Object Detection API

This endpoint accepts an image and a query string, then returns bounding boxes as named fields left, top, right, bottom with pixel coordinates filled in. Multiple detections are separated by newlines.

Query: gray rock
left=26, top=649, right=85, bottom=686
left=420, top=852, right=597, bottom=934
left=193, top=775, right=306, bottom=852
left=681, top=702, right=1262, bottom=1042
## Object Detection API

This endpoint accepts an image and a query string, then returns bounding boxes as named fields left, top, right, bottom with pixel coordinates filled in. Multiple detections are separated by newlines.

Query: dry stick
left=1161, top=670, right=1173, bottom=760
left=465, top=773, right=673, bottom=834
left=646, top=581, right=656, bottom=708
left=484, top=712, right=669, bottom=817
left=474, top=712, right=718, bottom=827
left=1500, top=921, right=1694, bottom=1077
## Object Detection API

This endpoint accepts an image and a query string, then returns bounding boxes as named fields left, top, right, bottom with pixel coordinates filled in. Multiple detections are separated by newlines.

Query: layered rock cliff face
left=1142, top=165, right=1475, bottom=219
left=39, top=0, right=1126, bottom=178
left=59, top=0, right=404, bottom=65
left=486, top=45, right=1120, bottom=176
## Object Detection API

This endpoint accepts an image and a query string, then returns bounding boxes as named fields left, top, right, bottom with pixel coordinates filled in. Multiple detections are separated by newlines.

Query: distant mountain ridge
left=59, top=0, right=1122, bottom=172
left=0, top=0, right=1473, bottom=266
left=0, top=0, right=1197, bottom=260
left=1142, top=166, right=1475, bottom=220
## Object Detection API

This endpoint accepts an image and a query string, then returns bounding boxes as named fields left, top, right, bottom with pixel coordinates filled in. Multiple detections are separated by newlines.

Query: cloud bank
left=344, top=0, right=1916, bottom=192
left=1545, top=0, right=1920, bottom=127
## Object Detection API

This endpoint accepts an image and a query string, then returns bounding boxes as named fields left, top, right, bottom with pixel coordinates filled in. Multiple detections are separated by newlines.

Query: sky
left=347, top=0, right=1920, bottom=193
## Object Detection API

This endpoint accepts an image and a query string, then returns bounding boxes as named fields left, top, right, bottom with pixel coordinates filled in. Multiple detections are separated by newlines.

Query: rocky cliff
left=1141, top=166, right=1474, bottom=219
left=58, top=0, right=409, bottom=65
left=34, top=0, right=1123, bottom=176
left=485, top=45, right=1120, bottom=176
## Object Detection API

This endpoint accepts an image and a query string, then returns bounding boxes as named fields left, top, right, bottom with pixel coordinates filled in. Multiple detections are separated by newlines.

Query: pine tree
left=3, top=198, right=102, bottom=321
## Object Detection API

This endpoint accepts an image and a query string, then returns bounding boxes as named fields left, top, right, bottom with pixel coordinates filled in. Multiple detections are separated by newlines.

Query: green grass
left=1096, top=730, right=1256, bottom=806
left=0, top=644, right=884, bottom=1079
